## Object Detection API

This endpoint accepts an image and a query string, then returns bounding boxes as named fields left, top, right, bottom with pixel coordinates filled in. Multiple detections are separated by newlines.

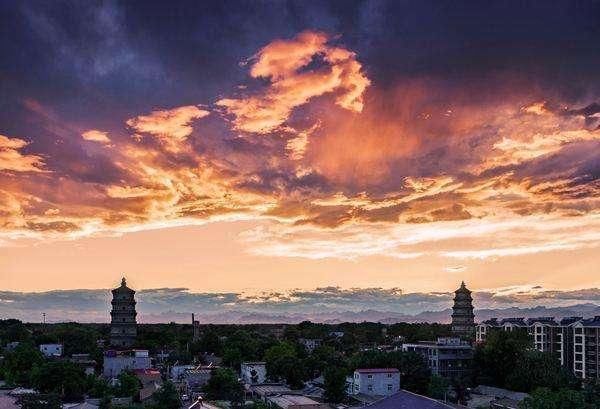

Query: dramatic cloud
left=0, top=134, right=45, bottom=172
left=216, top=30, right=370, bottom=133
left=0, top=28, right=598, bottom=276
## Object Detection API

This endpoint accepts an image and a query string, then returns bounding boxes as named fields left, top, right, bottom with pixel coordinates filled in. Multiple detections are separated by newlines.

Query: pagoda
left=110, top=277, right=137, bottom=348
left=451, top=281, right=475, bottom=339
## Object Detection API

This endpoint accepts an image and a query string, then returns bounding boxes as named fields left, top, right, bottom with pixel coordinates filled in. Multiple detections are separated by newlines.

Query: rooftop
left=367, top=390, right=452, bottom=409
left=267, top=394, right=321, bottom=408
left=356, top=368, right=399, bottom=374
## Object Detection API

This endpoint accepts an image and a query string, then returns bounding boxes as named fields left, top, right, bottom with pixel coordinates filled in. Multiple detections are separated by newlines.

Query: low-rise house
left=39, top=343, right=63, bottom=357
left=241, top=361, right=267, bottom=385
left=266, top=394, right=328, bottom=409
left=135, top=368, right=162, bottom=402
left=4, top=342, right=20, bottom=352
left=298, top=338, right=322, bottom=352
left=468, top=385, right=529, bottom=409
left=103, top=349, right=151, bottom=378
left=71, top=354, right=96, bottom=375
left=402, top=337, right=473, bottom=379
left=367, top=390, right=452, bottom=409
left=348, top=368, right=400, bottom=397
left=249, top=384, right=293, bottom=401
left=171, top=364, right=196, bottom=381
left=182, top=367, right=214, bottom=392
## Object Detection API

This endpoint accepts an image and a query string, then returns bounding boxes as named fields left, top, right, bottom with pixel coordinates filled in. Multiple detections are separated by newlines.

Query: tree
left=473, top=329, right=530, bottom=387
left=264, top=342, right=307, bottom=389
left=204, top=368, right=243, bottom=404
left=114, top=371, right=141, bottom=398
left=519, top=388, right=587, bottom=409
left=506, top=350, right=579, bottom=393
left=31, top=361, right=88, bottom=402
left=427, top=375, right=449, bottom=401
left=152, top=381, right=180, bottom=409
left=2, top=342, right=45, bottom=386
left=323, top=367, right=347, bottom=403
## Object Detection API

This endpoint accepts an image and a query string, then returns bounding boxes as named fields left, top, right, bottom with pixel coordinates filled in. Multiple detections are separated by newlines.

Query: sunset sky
left=0, top=1, right=599, bottom=301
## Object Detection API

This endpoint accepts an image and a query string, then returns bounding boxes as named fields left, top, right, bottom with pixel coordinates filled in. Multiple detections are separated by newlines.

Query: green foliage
left=506, top=350, right=579, bottom=392
left=115, top=370, right=141, bottom=398
left=349, top=350, right=431, bottom=394
left=473, top=329, right=531, bottom=387
left=203, top=368, right=243, bottom=403
left=519, top=387, right=587, bottom=409
left=2, top=342, right=45, bottom=386
left=427, top=375, right=449, bottom=400
left=323, top=366, right=347, bottom=403
left=0, top=319, right=32, bottom=344
left=151, top=381, right=181, bottom=409
left=31, top=360, right=88, bottom=401
left=264, top=342, right=307, bottom=388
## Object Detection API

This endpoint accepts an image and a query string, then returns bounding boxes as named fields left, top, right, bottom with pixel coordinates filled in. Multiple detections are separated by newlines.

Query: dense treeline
left=1, top=319, right=599, bottom=408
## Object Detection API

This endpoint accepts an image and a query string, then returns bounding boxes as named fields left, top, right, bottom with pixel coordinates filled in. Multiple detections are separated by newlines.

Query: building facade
left=451, top=282, right=475, bottom=339
left=103, top=349, right=151, bottom=378
left=527, top=317, right=560, bottom=353
left=241, top=361, right=267, bottom=385
left=348, top=368, right=400, bottom=396
left=110, top=277, right=137, bottom=348
left=402, top=337, right=473, bottom=379
left=573, top=316, right=600, bottom=380
left=39, top=343, right=63, bottom=357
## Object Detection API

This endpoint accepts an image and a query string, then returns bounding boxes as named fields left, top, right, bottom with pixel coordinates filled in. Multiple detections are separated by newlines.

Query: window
left=367, top=374, right=373, bottom=379
left=387, top=384, right=393, bottom=391
left=367, top=385, right=373, bottom=392
left=387, top=373, right=392, bottom=378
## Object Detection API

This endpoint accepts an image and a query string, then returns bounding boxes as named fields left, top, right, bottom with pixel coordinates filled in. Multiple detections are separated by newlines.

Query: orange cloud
left=126, top=105, right=210, bottom=151
left=0, top=134, right=45, bottom=172
left=82, top=129, right=111, bottom=143
left=216, top=30, right=370, bottom=133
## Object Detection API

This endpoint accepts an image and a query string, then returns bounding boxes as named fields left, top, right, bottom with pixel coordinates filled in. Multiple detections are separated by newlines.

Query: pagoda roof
left=112, top=277, right=135, bottom=293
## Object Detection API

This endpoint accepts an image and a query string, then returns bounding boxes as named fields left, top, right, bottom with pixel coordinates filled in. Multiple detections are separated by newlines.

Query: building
left=71, top=353, right=97, bottom=375
left=103, top=349, right=151, bottom=378
left=39, top=343, right=63, bottom=357
left=451, top=281, right=475, bottom=339
left=557, top=317, right=583, bottom=369
left=475, top=318, right=499, bottom=343
left=241, top=361, right=267, bottom=385
left=266, top=394, right=328, bottom=409
left=366, top=390, right=452, bottom=409
left=348, top=368, right=400, bottom=396
left=402, top=337, right=473, bottom=379
left=298, top=338, right=322, bottom=352
left=135, top=369, right=163, bottom=401
left=573, top=316, right=600, bottom=380
left=192, top=313, right=201, bottom=341
left=527, top=317, right=560, bottom=353
left=110, top=277, right=137, bottom=348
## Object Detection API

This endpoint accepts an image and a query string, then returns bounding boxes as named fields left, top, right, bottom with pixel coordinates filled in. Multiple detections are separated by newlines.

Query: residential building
left=110, top=277, right=137, bottom=348
left=476, top=318, right=499, bottom=343
left=103, top=349, right=151, bottom=378
left=402, top=337, right=473, bottom=379
left=266, top=394, right=328, bottom=409
left=348, top=368, right=400, bottom=397
left=71, top=354, right=96, bottom=375
left=135, top=369, right=162, bottom=401
left=298, top=338, right=322, bottom=352
left=365, top=390, right=452, bottom=409
left=39, top=343, right=63, bottom=357
left=241, top=361, right=267, bottom=385
left=573, top=316, right=600, bottom=380
left=527, top=317, right=560, bottom=353
left=499, top=317, right=528, bottom=332
left=451, top=281, right=475, bottom=339
left=557, top=317, right=583, bottom=369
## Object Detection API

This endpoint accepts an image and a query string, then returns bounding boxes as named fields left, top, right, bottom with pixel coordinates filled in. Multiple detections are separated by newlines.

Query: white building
left=103, top=350, right=151, bottom=378
left=298, top=338, right=322, bottom=352
left=348, top=368, right=400, bottom=396
left=241, top=361, right=266, bottom=385
left=39, top=343, right=63, bottom=357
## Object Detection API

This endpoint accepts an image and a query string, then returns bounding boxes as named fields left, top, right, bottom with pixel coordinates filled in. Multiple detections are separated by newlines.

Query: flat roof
left=356, top=368, right=399, bottom=373
left=268, top=394, right=320, bottom=408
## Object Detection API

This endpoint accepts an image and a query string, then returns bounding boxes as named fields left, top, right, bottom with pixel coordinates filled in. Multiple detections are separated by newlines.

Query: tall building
left=402, top=337, right=473, bottom=379
left=451, top=281, right=475, bottom=339
left=110, top=277, right=137, bottom=348
left=573, top=316, right=600, bottom=380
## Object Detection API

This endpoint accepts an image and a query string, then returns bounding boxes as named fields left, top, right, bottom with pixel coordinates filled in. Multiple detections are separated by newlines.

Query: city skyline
left=1, top=1, right=599, bottom=296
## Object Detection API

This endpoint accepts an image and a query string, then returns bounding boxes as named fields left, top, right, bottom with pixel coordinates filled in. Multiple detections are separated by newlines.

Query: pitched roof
left=367, top=390, right=452, bottom=409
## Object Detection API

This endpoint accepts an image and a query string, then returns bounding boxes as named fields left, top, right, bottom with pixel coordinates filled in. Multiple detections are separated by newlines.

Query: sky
left=0, top=1, right=599, bottom=308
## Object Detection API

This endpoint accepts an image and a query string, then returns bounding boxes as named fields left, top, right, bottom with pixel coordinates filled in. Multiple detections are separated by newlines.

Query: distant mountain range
left=141, top=303, right=600, bottom=324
